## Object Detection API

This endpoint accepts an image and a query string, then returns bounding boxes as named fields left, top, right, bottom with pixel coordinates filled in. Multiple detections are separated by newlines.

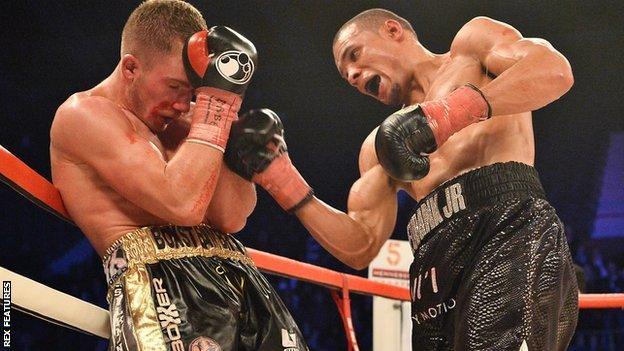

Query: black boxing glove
left=225, top=109, right=313, bottom=212
left=225, top=109, right=284, bottom=179
left=375, top=84, right=490, bottom=180
left=183, top=26, right=257, bottom=94
left=182, top=26, right=257, bottom=152
left=375, top=104, right=434, bottom=181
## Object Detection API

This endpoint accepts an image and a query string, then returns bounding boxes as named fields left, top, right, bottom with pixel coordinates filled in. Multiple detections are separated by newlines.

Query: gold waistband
left=103, top=224, right=254, bottom=267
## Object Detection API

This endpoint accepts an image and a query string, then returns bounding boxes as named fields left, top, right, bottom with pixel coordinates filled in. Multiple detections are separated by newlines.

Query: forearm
left=296, top=198, right=378, bottom=269
left=482, top=43, right=573, bottom=116
left=204, top=165, right=257, bottom=233
left=295, top=167, right=398, bottom=270
left=158, top=141, right=225, bottom=224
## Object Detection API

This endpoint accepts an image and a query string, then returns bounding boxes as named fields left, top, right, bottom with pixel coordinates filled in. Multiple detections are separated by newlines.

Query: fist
left=225, top=109, right=286, bottom=179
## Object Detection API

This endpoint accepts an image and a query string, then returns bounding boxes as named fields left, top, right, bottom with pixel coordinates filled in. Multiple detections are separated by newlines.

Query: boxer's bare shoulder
left=53, top=92, right=135, bottom=153
left=450, top=17, right=522, bottom=56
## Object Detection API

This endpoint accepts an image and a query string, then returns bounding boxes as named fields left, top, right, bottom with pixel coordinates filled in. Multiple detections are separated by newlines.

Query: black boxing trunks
left=406, top=162, right=578, bottom=351
left=102, top=225, right=308, bottom=351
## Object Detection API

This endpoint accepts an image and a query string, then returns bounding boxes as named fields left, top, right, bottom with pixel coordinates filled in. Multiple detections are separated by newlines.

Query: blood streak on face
left=147, top=101, right=175, bottom=131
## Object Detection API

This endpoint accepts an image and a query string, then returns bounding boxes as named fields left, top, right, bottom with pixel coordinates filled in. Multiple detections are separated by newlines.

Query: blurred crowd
left=569, top=234, right=624, bottom=351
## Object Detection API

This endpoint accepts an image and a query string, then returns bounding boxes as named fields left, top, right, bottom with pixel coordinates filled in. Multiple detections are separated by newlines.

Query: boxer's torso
left=51, top=87, right=189, bottom=255
left=361, top=53, right=535, bottom=201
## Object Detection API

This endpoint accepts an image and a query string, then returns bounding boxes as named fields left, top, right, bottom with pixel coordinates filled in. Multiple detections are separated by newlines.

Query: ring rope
left=0, top=266, right=110, bottom=338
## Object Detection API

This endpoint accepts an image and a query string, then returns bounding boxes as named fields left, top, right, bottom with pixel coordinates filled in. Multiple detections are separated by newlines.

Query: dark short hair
left=333, top=8, right=416, bottom=46
left=121, top=0, right=207, bottom=59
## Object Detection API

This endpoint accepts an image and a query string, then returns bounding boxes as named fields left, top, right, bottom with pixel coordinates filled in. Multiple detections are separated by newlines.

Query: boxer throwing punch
left=226, top=9, right=578, bottom=351
left=50, top=1, right=307, bottom=350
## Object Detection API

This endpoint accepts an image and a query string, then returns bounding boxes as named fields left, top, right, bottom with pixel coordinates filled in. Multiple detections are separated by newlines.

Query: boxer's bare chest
left=425, top=55, right=489, bottom=101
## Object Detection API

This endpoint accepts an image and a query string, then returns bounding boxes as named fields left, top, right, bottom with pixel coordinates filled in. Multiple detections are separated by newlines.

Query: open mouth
left=365, top=75, right=381, bottom=97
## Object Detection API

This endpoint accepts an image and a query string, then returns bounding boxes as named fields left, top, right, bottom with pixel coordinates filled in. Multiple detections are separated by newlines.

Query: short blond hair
left=121, top=0, right=207, bottom=60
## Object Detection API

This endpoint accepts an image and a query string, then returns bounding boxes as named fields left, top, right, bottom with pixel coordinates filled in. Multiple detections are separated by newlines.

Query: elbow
left=561, top=67, right=574, bottom=93
left=166, top=201, right=206, bottom=227
left=530, top=42, right=574, bottom=98
left=343, top=250, right=376, bottom=270
left=345, top=257, right=373, bottom=271
left=342, top=240, right=380, bottom=271
left=214, top=217, right=248, bottom=234
left=543, top=48, right=574, bottom=97
left=169, top=212, right=205, bottom=227
left=554, top=59, right=574, bottom=95
left=225, top=220, right=247, bottom=234
left=204, top=208, right=252, bottom=233
left=218, top=189, right=255, bottom=233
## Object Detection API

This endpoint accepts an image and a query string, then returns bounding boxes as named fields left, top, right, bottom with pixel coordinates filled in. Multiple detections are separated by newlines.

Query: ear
left=383, top=20, right=404, bottom=41
left=121, top=54, right=140, bottom=80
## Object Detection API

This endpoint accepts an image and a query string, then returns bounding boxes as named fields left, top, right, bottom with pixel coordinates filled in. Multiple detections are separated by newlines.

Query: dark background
left=1, top=1, right=623, bottom=350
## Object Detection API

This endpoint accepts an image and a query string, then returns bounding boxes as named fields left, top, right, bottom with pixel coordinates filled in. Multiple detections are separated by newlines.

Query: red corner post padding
left=0, top=145, right=71, bottom=221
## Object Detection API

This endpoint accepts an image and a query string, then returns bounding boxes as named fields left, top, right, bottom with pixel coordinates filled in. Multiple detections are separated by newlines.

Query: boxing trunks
left=407, top=162, right=578, bottom=350
left=102, top=224, right=308, bottom=351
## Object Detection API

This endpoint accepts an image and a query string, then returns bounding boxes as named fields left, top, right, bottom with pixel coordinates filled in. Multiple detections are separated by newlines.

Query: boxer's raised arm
left=51, top=96, right=224, bottom=225
left=204, top=163, right=257, bottom=233
left=158, top=105, right=257, bottom=233
left=453, top=16, right=574, bottom=116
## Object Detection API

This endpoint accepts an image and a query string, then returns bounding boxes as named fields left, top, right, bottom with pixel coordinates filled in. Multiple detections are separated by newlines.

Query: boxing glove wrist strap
left=186, top=87, right=241, bottom=152
left=420, top=84, right=491, bottom=146
left=252, top=154, right=314, bottom=212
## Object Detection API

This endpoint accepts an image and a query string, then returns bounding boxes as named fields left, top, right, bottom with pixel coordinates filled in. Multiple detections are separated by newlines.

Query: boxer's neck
left=404, top=44, right=447, bottom=105
left=105, top=63, right=135, bottom=112
left=91, top=64, right=156, bottom=137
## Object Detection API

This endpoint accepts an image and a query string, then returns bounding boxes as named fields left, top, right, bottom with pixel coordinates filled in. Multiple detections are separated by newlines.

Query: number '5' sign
left=386, top=242, right=401, bottom=266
